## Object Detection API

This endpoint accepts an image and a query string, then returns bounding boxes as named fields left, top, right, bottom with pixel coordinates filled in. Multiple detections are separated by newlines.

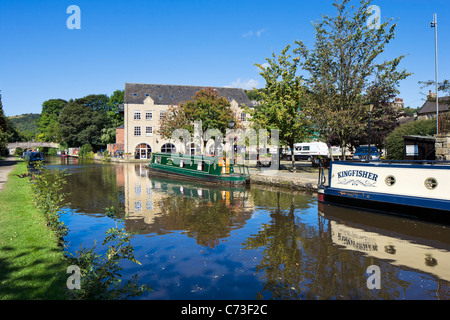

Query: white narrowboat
left=318, top=161, right=450, bottom=224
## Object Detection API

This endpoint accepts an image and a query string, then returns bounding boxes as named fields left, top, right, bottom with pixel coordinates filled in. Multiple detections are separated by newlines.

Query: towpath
left=0, top=156, right=18, bottom=192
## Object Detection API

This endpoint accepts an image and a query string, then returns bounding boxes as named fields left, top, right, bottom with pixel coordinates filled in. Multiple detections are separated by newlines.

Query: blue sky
left=1, top=0, right=449, bottom=116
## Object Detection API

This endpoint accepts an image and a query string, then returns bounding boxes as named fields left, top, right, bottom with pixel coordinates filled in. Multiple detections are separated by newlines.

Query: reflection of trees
left=243, top=189, right=410, bottom=299
left=157, top=195, right=251, bottom=248
left=62, top=164, right=125, bottom=215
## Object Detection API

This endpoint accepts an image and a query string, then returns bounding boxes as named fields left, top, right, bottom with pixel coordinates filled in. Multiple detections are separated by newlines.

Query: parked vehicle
left=293, top=142, right=329, bottom=161
left=352, top=146, right=380, bottom=161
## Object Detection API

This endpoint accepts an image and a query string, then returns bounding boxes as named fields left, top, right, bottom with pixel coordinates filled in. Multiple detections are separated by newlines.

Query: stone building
left=123, top=83, right=253, bottom=159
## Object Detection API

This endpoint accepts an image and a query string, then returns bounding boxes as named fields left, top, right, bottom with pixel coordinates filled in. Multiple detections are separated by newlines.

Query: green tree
left=300, top=0, right=410, bottom=158
left=158, top=87, right=238, bottom=138
left=58, top=96, right=105, bottom=150
left=37, top=99, right=68, bottom=142
left=252, top=43, right=314, bottom=170
left=101, top=90, right=124, bottom=145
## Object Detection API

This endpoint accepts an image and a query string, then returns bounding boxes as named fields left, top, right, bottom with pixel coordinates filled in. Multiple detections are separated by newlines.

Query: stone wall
left=435, top=133, right=450, bottom=160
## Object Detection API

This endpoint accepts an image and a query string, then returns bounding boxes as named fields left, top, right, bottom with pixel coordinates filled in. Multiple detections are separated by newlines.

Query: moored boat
left=317, top=160, right=450, bottom=224
left=148, top=153, right=250, bottom=185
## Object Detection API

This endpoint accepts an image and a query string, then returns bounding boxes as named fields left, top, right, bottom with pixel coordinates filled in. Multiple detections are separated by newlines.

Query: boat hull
left=318, top=161, right=450, bottom=224
left=148, top=164, right=249, bottom=186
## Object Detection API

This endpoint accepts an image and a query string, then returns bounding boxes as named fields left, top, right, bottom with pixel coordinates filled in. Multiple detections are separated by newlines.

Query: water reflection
left=48, top=158, right=450, bottom=299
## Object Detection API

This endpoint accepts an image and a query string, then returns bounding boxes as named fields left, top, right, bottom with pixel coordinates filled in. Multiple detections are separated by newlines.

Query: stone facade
left=435, top=133, right=450, bottom=160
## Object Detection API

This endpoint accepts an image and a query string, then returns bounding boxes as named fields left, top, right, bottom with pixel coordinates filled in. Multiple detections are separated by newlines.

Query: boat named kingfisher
left=318, top=160, right=450, bottom=224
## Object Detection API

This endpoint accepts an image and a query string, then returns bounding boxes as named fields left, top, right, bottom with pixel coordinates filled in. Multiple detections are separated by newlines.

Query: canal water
left=47, top=157, right=450, bottom=300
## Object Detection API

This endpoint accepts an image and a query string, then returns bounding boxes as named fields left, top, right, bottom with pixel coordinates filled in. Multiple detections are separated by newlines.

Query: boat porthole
left=424, top=177, right=438, bottom=190
left=385, top=176, right=396, bottom=186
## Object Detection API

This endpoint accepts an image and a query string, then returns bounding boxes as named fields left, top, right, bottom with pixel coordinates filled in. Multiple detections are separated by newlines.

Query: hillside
left=8, top=113, right=40, bottom=134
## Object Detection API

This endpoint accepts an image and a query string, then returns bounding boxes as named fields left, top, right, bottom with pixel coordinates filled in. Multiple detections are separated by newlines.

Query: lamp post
left=431, top=13, right=439, bottom=134
left=364, top=104, right=374, bottom=161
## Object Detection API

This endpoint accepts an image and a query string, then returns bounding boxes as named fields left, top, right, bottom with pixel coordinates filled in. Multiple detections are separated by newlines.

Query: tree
left=299, top=0, right=410, bottom=158
left=251, top=43, right=314, bottom=170
left=37, top=99, right=68, bottom=142
left=158, top=87, right=238, bottom=140
left=101, top=90, right=124, bottom=145
left=58, top=96, right=105, bottom=150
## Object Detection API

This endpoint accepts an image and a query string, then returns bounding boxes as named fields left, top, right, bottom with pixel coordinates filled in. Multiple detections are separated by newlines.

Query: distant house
left=417, top=91, right=450, bottom=119
left=123, top=83, right=254, bottom=159
left=107, top=125, right=124, bottom=156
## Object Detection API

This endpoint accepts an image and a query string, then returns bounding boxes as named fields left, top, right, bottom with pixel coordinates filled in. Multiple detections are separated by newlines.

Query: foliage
left=299, top=0, right=410, bottom=156
left=158, top=87, right=239, bottom=139
left=65, top=206, right=151, bottom=300
left=79, top=144, right=94, bottom=159
left=31, top=162, right=71, bottom=246
left=8, top=113, right=40, bottom=137
left=419, top=79, right=450, bottom=96
left=385, top=119, right=436, bottom=160
left=58, top=97, right=105, bottom=149
left=37, top=99, right=68, bottom=142
left=252, top=43, right=315, bottom=170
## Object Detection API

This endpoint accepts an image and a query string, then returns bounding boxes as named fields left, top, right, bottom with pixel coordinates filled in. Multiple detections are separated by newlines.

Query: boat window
left=303, top=146, right=310, bottom=151
left=155, top=156, right=161, bottom=164
left=197, top=161, right=203, bottom=171
left=180, top=160, right=184, bottom=168
left=425, top=177, right=438, bottom=190
left=385, top=176, right=396, bottom=186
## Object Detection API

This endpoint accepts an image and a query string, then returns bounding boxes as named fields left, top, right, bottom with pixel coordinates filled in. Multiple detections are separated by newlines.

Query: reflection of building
left=123, top=83, right=254, bottom=159
left=119, top=163, right=254, bottom=241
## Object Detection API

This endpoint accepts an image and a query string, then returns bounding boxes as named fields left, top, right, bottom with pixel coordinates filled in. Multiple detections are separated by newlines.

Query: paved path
left=0, top=156, right=18, bottom=192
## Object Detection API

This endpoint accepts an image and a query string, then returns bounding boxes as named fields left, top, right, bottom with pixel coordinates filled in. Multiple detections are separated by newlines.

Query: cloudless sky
left=1, top=0, right=449, bottom=116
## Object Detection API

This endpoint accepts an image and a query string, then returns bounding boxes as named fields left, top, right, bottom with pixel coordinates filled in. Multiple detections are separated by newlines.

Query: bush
left=385, top=119, right=436, bottom=160
left=79, top=144, right=93, bottom=159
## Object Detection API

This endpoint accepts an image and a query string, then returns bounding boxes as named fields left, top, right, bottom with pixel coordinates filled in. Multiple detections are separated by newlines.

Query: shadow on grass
left=0, top=244, right=68, bottom=300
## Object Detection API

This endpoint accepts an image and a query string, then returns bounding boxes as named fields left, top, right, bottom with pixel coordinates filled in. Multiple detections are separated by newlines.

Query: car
left=353, top=146, right=380, bottom=161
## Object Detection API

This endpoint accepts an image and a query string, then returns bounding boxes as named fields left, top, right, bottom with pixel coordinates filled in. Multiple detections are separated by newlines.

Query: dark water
left=47, top=157, right=450, bottom=300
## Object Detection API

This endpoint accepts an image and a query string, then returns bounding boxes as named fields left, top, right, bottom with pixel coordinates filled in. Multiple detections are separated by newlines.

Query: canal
left=47, top=157, right=450, bottom=300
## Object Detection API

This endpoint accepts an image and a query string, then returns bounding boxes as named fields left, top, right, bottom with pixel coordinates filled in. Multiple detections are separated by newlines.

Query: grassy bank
left=0, top=162, right=68, bottom=300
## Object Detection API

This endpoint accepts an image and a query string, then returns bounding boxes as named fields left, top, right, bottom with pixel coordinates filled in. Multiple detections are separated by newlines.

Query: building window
left=134, top=126, right=141, bottom=136
left=146, top=126, right=153, bottom=136
left=160, top=111, right=166, bottom=120
left=134, top=111, right=141, bottom=120
left=146, top=111, right=152, bottom=120
left=161, top=143, right=176, bottom=153
left=241, top=112, right=247, bottom=122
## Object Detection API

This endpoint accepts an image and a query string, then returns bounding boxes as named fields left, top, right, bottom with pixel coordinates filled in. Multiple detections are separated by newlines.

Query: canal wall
left=249, top=170, right=319, bottom=192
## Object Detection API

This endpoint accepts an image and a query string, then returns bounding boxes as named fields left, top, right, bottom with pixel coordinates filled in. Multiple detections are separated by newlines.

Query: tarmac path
left=0, top=156, right=18, bottom=192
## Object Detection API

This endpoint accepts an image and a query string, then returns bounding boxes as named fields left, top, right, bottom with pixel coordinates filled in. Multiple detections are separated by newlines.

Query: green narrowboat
left=148, top=153, right=250, bottom=185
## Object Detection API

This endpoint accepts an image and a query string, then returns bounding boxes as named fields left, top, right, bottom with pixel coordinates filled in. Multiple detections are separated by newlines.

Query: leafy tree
left=37, top=99, right=68, bottom=142
left=299, top=0, right=410, bottom=158
left=252, top=43, right=314, bottom=170
left=58, top=96, right=105, bottom=150
left=101, top=90, right=124, bottom=145
left=158, top=87, right=238, bottom=138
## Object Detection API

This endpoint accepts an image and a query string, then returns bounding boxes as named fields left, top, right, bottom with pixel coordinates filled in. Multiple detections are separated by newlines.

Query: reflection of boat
left=148, top=153, right=250, bottom=185
left=318, top=161, right=450, bottom=224
left=149, top=175, right=249, bottom=204
left=319, top=202, right=450, bottom=284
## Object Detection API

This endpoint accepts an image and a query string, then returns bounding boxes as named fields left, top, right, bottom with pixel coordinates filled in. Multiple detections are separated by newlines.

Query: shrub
left=385, top=119, right=436, bottom=160
left=79, top=144, right=93, bottom=159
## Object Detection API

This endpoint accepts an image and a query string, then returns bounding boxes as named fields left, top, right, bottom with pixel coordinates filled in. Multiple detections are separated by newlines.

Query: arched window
left=161, top=143, right=176, bottom=153
left=135, top=143, right=152, bottom=159
left=189, top=143, right=201, bottom=155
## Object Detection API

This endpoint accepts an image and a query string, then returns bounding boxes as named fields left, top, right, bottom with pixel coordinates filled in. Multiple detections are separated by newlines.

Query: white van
left=293, top=142, right=329, bottom=161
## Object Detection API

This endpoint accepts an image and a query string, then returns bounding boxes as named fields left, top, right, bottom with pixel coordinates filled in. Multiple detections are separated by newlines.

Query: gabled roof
left=417, top=96, right=450, bottom=115
left=124, top=83, right=253, bottom=107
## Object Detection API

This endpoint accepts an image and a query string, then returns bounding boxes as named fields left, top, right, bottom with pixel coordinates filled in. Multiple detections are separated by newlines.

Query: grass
left=0, top=162, right=68, bottom=300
